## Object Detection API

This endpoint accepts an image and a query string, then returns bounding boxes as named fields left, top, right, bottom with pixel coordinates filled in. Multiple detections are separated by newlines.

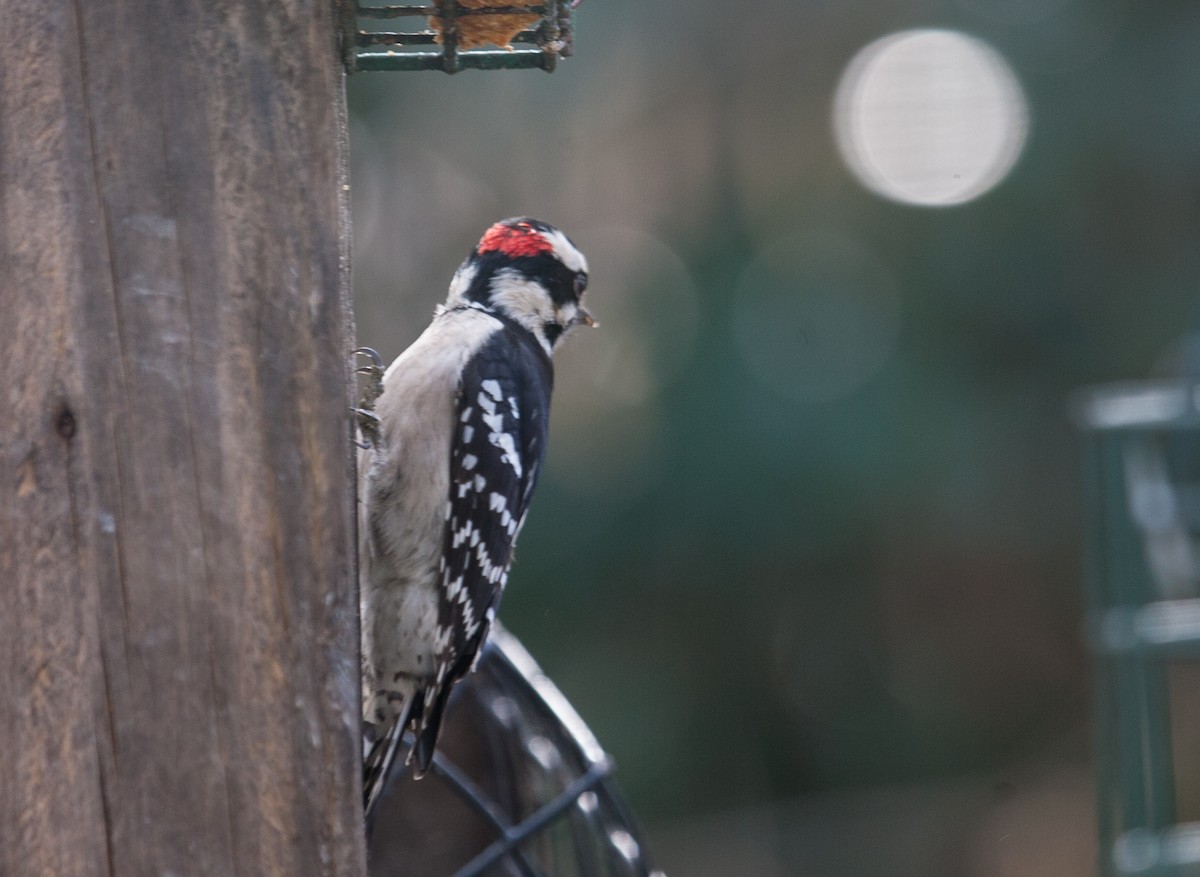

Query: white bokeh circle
left=834, top=29, right=1029, bottom=207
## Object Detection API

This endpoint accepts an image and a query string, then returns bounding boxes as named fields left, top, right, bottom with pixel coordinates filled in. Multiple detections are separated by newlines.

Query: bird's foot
left=353, top=347, right=385, bottom=449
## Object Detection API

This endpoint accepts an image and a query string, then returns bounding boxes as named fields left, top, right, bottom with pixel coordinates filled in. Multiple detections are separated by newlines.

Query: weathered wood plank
left=0, top=1, right=364, bottom=875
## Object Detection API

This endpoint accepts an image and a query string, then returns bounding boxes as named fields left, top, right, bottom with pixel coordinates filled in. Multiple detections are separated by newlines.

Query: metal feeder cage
left=1078, top=381, right=1200, bottom=876
left=367, top=625, right=665, bottom=877
left=351, top=1, right=578, bottom=73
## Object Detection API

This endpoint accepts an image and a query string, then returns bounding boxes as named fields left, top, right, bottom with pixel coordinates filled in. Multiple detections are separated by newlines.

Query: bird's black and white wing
left=412, top=325, right=552, bottom=773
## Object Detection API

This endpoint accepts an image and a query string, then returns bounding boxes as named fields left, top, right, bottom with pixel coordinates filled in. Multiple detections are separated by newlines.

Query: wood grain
left=0, top=1, right=365, bottom=874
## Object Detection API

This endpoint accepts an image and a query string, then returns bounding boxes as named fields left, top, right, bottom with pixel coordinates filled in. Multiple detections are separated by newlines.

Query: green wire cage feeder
left=1079, top=381, right=1200, bottom=876
left=350, top=1, right=579, bottom=73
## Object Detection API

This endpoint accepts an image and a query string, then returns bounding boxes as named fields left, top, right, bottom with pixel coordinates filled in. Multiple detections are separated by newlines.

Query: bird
left=358, top=217, right=594, bottom=814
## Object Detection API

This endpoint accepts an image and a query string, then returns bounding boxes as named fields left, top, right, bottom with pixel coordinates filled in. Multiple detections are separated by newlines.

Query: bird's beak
left=573, top=307, right=599, bottom=329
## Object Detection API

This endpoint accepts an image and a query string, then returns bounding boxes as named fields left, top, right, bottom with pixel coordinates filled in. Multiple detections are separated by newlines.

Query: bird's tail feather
left=410, top=681, right=453, bottom=779
left=363, top=692, right=417, bottom=824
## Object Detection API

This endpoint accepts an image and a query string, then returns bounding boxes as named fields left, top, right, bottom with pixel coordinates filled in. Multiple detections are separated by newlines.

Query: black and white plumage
left=360, top=218, right=593, bottom=810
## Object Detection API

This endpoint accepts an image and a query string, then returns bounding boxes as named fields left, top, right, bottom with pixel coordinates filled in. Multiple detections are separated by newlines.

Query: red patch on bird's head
left=477, top=221, right=554, bottom=259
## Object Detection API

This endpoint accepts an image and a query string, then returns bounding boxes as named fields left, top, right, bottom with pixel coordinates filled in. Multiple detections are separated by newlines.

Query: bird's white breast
left=359, top=307, right=502, bottom=714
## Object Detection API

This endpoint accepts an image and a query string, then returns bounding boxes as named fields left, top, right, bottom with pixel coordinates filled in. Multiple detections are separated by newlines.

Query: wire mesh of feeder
left=367, top=625, right=665, bottom=877
left=1078, top=381, right=1200, bottom=876
left=353, top=1, right=577, bottom=73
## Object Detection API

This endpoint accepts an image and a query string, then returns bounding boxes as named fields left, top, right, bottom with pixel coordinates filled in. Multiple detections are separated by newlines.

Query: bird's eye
left=574, top=273, right=588, bottom=297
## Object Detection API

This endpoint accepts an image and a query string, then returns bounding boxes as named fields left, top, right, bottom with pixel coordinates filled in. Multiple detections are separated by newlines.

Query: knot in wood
left=55, top=405, right=77, bottom=440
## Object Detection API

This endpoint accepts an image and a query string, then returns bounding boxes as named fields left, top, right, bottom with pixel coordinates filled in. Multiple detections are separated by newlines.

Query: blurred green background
left=349, top=2, right=1200, bottom=873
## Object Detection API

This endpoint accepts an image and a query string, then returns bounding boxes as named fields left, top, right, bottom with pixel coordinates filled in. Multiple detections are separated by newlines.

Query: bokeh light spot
left=733, top=230, right=900, bottom=403
left=556, top=225, right=699, bottom=409
left=546, top=226, right=696, bottom=502
left=833, top=29, right=1029, bottom=207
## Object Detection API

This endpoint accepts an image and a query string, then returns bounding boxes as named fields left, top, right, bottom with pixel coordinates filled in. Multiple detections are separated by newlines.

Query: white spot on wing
left=435, top=626, right=452, bottom=651
left=491, top=432, right=522, bottom=477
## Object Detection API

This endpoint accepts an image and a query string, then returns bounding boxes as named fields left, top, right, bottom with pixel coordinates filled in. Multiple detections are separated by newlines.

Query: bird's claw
left=354, top=346, right=384, bottom=371
left=353, top=348, right=385, bottom=449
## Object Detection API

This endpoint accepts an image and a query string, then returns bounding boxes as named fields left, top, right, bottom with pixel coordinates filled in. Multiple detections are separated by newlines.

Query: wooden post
left=0, top=1, right=365, bottom=875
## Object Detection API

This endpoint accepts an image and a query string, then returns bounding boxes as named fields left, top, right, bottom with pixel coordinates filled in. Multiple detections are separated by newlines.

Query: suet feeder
left=367, top=626, right=665, bottom=877
left=349, top=1, right=578, bottom=73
